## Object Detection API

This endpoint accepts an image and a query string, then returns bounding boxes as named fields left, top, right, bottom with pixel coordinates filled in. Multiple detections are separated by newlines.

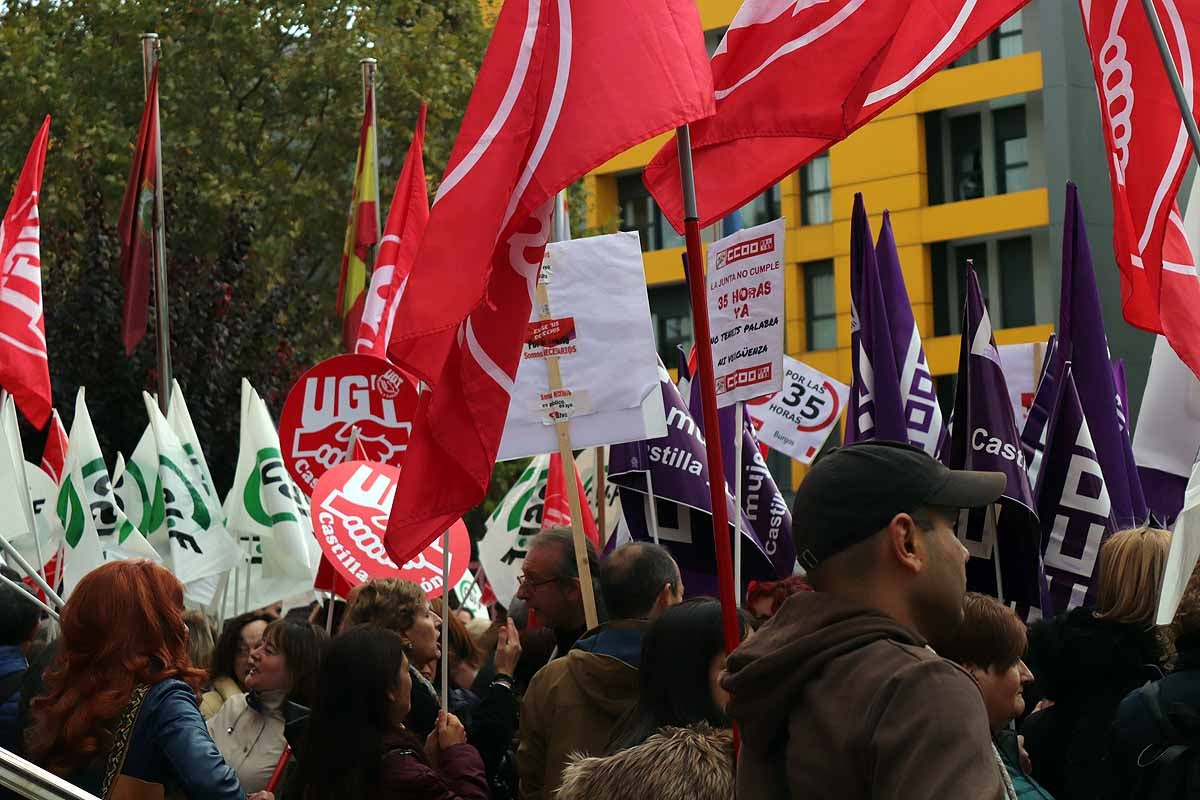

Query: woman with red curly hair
left=26, top=560, right=247, bottom=799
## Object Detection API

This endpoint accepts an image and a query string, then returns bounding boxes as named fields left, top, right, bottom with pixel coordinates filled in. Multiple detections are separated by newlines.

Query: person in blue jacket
left=25, top=560, right=254, bottom=800
left=0, top=566, right=40, bottom=753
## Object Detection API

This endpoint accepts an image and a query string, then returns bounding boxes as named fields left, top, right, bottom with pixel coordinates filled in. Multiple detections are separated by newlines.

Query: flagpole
left=733, top=401, right=744, bottom=608
left=645, top=469, right=661, bottom=546
left=594, top=447, right=607, bottom=548
left=988, top=504, right=1005, bottom=605
left=141, top=33, right=173, bottom=414
left=360, top=58, right=382, bottom=248
left=0, top=532, right=64, bottom=609
left=675, top=125, right=741, bottom=655
left=0, top=570, right=59, bottom=621
left=1139, top=0, right=1200, bottom=166
left=243, top=539, right=253, bottom=613
left=325, top=592, right=336, bottom=634
left=440, top=529, right=451, bottom=712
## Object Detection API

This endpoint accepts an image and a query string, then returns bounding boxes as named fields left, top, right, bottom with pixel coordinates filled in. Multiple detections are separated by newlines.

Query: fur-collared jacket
left=556, top=724, right=734, bottom=800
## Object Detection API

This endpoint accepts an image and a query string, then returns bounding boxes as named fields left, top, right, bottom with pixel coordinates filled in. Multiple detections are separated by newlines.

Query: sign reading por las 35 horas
left=747, top=355, right=849, bottom=464
left=706, top=218, right=786, bottom=407
left=279, top=354, right=420, bottom=495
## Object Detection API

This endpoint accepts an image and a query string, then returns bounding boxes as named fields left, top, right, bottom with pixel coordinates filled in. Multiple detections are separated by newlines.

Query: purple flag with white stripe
left=876, top=211, right=945, bottom=456
left=943, top=266, right=1042, bottom=609
left=1058, top=184, right=1146, bottom=528
left=845, top=195, right=908, bottom=446
left=1020, top=334, right=1058, bottom=491
left=1034, top=361, right=1119, bottom=615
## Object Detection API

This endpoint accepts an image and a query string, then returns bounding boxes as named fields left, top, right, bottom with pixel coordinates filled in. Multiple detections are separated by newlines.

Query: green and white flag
left=113, top=427, right=165, bottom=548
left=224, top=379, right=316, bottom=581
left=167, top=380, right=223, bottom=524
left=143, top=393, right=241, bottom=586
left=478, top=454, right=551, bottom=607
left=57, top=388, right=159, bottom=596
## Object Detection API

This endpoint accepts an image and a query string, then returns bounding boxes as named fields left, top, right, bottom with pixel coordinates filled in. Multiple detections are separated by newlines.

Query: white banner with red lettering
left=746, top=354, right=847, bottom=464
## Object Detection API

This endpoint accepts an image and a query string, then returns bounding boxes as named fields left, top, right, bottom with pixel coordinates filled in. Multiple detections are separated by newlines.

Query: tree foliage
left=0, top=0, right=487, bottom=492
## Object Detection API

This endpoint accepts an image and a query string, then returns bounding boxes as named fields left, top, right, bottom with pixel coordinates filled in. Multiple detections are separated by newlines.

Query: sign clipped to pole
left=706, top=218, right=786, bottom=407
left=746, top=355, right=849, bottom=464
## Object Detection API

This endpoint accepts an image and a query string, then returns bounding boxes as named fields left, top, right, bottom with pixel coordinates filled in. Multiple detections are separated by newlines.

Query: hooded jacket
left=557, top=724, right=734, bottom=800
left=517, top=620, right=644, bottom=800
left=722, top=592, right=1004, bottom=800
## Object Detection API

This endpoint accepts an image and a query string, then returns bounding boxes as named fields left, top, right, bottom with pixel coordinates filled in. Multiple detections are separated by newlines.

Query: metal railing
left=0, top=748, right=99, bottom=800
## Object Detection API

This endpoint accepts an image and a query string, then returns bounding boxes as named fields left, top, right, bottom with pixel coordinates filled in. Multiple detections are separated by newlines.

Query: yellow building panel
left=831, top=207, right=924, bottom=253
left=912, top=52, right=1044, bottom=113
left=830, top=175, right=927, bottom=221
left=791, top=348, right=845, bottom=380
left=595, top=133, right=671, bottom=175
left=896, top=244, right=932, bottom=305
left=786, top=320, right=803, bottom=353
left=829, top=116, right=925, bottom=186
left=788, top=224, right=837, bottom=263
left=696, top=0, right=741, bottom=28
left=644, top=246, right=687, bottom=286
left=919, top=189, right=1050, bottom=242
left=785, top=264, right=805, bottom=321
left=585, top=174, right=619, bottom=232
left=924, top=323, right=1054, bottom=375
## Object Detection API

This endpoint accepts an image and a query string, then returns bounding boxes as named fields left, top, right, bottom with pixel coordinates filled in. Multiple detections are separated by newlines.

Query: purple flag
left=1034, top=361, right=1120, bottom=616
left=876, top=211, right=945, bottom=456
left=1020, top=334, right=1058, bottom=490
left=608, top=361, right=779, bottom=596
left=943, top=266, right=1042, bottom=609
left=845, top=195, right=908, bottom=446
left=1058, top=184, right=1146, bottom=528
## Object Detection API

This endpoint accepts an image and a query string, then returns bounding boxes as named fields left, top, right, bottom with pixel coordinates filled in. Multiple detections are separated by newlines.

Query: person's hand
left=493, top=617, right=522, bottom=677
left=1017, top=735, right=1033, bottom=775
left=438, top=711, right=468, bottom=749
left=1033, top=698, right=1055, bottom=714
left=248, top=792, right=275, bottom=800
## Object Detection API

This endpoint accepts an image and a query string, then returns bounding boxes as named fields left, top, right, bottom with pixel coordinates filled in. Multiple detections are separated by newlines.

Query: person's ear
left=886, top=513, right=924, bottom=575
left=653, top=582, right=678, bottom=614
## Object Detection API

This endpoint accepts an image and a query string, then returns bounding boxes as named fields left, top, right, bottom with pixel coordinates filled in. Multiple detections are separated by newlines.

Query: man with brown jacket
left=723, top=441, right=1012, bottom=800
left=518, top=542, right=683, bottom=800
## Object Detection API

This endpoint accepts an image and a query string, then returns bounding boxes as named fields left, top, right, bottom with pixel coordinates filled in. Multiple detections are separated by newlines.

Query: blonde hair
left=342, top=578, right=428, bottom=637
left=183, top=609, right=216, bottom=672
left=1095, top=527, right=1171, bottom=626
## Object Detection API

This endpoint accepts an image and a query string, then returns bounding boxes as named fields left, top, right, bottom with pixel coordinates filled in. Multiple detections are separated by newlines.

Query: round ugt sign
left=311, top=460, right=469, bottom=598
left=279, top=354, right=420, bottom=495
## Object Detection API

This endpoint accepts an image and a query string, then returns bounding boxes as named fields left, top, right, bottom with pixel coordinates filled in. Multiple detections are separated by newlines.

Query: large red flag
left=383, top=0, right=714, bottom=565
left=1079, top=0, right=1200, bottom=380
left=644, top=0, right=1031, bottom=230
left=541, top=452, right=600, bottom=546
left=0, top=116, right=52, bottom=427
left=118, top=65, right=159, bottom=356
left=355, top=104, right=429, bottom=358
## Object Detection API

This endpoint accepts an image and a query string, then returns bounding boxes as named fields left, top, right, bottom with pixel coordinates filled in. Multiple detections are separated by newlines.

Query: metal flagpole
left=1140, top=0, right=1200, bottom=166
left=141, top=34, right=172, bottom=414
left=733, top=401, right=744, bottom=608
left=0, top=571, right=58, bottom=621
left=675, top=125, right=742, bottom=655
left=325, top=592, right=336, bottom=635
left=361, top=58, right=382, bottom=260
left=440, top=530, right=451, bottom=712
left=645, top=469, right=661, bottom=546
left=595, top=448, right=607, bottom=549
left=0, top=533, right=64, bottom=608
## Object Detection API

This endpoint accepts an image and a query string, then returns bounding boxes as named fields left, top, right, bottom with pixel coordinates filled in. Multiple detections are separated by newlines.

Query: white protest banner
left=998, top=343, right=1039, bottom=431
left=498, top=232, right=666, bottom=460
left=746, top=355, right=848, bottom=464
left=706, top=218, right=786, bottom=407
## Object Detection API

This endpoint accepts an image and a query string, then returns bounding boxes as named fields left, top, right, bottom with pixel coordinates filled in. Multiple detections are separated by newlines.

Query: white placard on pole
left=705, top=218, right=786, bottom=409
left=746, top=355, right=849, bottom=464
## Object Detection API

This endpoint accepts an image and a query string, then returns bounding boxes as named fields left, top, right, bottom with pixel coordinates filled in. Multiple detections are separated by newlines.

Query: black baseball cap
left=793, top=441, right=1006, bottom=570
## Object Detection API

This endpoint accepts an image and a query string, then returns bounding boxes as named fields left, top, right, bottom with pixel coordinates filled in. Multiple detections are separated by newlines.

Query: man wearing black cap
left=722, top=441, right=1011, bottom=800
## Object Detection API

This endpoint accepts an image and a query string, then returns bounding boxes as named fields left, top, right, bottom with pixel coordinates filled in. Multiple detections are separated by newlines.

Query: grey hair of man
left=599, top=542, right=681, bottom=620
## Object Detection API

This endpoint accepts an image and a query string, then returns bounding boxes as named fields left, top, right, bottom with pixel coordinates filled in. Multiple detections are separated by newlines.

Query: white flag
left=143, top=393, right=241, bottom=586
left=113, top=427, right=164, bottom=545
left=478, top=454, right=552, bottom=607
left=167, top=380, right=223, bottom=523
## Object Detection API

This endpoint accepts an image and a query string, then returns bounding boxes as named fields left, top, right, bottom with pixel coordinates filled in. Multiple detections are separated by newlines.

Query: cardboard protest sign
left=498, top=232, right=666, bottom=460
left=311, top=460, right=469, bottom=596
left=280, top=354, right=421, bottom=494
left=706, top=218, right=785, bottom=406
left=746, top=355, right=847, bottom=464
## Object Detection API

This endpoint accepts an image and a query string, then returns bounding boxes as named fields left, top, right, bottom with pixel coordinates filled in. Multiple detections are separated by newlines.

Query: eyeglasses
left=517, top=573, right=560, bottom=589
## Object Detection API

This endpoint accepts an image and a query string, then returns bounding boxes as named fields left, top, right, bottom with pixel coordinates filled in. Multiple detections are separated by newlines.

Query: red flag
left=313, top=554, right=353, bottom=598
left=0, top=116, right=52, bottom=427
left=1079, top=0, right=1200, bottom=379
left=541, top=452, right=599, bottom=546
left=644, top=0, right=1031, bottom=230
left=22, top=548, right=61, bottom=606
left=118, top=66, right=159, bottom=356
left=383, top=0, right=714, bottom=565
left=39, top=407, right=67, bottom=482
left=336, top=90, right=380, bottom=351
left=355, top=104, right=429, bottom=358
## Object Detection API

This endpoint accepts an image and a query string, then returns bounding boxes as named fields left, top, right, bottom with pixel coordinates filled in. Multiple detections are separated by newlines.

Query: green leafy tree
left=0, top=0, right=487, bottom=492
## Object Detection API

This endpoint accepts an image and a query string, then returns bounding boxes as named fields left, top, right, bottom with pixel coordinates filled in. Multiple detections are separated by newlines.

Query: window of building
left=990, top=11, right=1024, bottom=60
left=804, top=260, right=837, bottom=350
left=738, top=184, right=781, bottom=228
left=994, top=106, right=1029, bottom=194
left=931, top=235, right=1036, bottom=335
left=801, top=154, right=832, bottom=225
left=618, top=173, right=683, bottom=252
left=648, top=284, right=693, bottom=363
left=950, top=115, right=984, bottom=201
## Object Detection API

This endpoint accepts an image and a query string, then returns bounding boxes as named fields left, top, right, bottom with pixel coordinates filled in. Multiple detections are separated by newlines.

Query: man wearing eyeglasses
left=514, top=528, right=603, bottom=664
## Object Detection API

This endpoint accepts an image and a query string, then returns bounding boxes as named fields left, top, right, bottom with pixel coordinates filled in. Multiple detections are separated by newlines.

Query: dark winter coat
left=0, top=646, right=27, bottom=754
left=557, top=724, right=734, bottom=800
left=448, top=664, right=519, bottom=800
left=377, top=728, right=489, bottom=800
left=1108, top=635, right=1200, bottom=798
left=722, top=591, right=1005, bottom=800
left=1020, top=606, right=1164, bottom=800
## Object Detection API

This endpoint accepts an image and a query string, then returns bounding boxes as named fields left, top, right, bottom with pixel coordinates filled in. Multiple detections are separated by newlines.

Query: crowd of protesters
left=1, top=441, right=1199, bottom=798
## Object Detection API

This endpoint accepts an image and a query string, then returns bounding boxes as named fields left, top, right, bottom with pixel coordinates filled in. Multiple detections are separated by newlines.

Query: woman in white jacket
left=208, top=619, right=327, bottom=794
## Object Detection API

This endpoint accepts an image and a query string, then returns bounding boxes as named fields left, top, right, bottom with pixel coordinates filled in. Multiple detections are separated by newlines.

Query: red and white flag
left=541, top=452, right=600, bottom=546
left=40, top=407, right=68, bottom=482
left=644, top=0, right=1031, bottom=230
left=355, top=104, right=429, bottom=358
left=0, top=116, right=53, bottom=428
left=383, top=0, right=714, bottom=565
left=1080, top=0, right=1200, bottom=380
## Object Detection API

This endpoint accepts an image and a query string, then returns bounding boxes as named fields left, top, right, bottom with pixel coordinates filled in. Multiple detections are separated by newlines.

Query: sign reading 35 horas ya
left=747, top=355, right=849, bottom=464
left=706, top=218, right=786, bottom=407
left=279, top=354, right=420, bottom=495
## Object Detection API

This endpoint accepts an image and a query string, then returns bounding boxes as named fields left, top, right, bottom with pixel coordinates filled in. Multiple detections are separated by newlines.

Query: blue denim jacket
left=0, top=645, right=27, bottom=753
